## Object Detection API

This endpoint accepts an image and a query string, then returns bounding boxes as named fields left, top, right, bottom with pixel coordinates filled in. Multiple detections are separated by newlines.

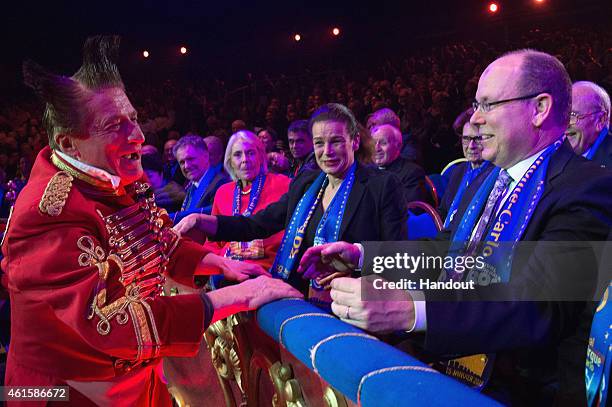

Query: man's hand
left=199, top=253, right=270, bottom=282
left=298, top=242, right=361, bottom=286
left=208, top=276, right=303, bottom=316
left=330, top=277, right=415, bottom=333
left=173, top=213, right=218, bottom=238
left=219, top=256, right=270, bottom=281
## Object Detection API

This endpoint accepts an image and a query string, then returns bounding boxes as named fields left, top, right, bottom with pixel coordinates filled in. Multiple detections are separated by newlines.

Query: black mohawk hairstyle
left=73, top=35, right=124, bottom=89
left=22, top=35, right=125, bottom=148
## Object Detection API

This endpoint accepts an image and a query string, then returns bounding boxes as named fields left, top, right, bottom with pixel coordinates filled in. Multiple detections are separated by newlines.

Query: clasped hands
left=298, top=242, right=416, bottom=334
left=175, top=216, right=415, bottom=333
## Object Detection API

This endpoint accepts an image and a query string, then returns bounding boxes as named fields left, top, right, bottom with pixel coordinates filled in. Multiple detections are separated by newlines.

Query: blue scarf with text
left=448, top=139, right=563, bottom=284
left=271, top=164, right=356, bottom=280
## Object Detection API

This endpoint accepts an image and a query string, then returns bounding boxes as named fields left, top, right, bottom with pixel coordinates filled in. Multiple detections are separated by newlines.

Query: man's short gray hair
left=371, top=123, right=402, bottom=146
left=573, top=81, right=611, bottom=126
left=173, top=134, right=208, bottom=158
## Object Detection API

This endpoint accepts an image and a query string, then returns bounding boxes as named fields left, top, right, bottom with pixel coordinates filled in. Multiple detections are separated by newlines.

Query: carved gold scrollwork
left=268, top=362, right=307, bottom=407
left=205, top=314, right=246, bottom=404
left=323, top=386, right=348, bottom=407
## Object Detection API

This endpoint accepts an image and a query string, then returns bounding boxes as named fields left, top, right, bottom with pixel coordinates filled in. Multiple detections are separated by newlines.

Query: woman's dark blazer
left=214, top=164, right=407, bottom=245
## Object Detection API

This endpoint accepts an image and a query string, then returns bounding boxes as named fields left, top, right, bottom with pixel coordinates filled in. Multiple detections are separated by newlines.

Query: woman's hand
left=173, top=213, right=218, bottom=237
left=297, top=242, right=361, bottom=287
left=202, top=253, right=271, bottom=282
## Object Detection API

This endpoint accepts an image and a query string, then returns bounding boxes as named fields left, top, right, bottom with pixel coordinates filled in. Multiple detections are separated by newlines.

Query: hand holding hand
left=298, top=242, right=361, bottom=286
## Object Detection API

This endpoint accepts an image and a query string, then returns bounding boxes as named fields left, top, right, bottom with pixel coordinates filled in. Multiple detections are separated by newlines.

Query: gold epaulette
left=39, top=171, right=74, bottom=216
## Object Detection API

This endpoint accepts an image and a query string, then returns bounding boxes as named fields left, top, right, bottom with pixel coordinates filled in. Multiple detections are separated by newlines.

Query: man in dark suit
left=566, top=81, right=612, bottom=168
left=371, top=123, right=431, bottom=207
left=300, top=50, right=612, bottom=405
left=170, top=134, right=229, bottom=222
left=439, top=108, right=493, bottom=224
left=287, top=120, right=317, bottom=178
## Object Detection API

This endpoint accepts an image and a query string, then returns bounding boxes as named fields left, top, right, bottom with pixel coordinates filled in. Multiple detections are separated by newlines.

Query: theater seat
left=441, top=157, right=468, bottom=178
left=425, top=175, right=446, bottom=208
left=406, top=201, right=443, bottom=239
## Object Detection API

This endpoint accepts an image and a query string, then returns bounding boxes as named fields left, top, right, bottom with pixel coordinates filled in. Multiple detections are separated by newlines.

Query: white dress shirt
left=410, top=147, right=547, bottom=332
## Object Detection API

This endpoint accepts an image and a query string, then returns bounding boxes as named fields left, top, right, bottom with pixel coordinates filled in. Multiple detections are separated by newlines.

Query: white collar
left=192, top=170, right=208, bottom=188
left=505, top=147, right=548, bottom=183
left=55, top=150, right=122, bottom=189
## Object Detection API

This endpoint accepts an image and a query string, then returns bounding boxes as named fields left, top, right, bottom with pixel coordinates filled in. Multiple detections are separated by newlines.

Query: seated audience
left=203, top=135, right=226, bottom=169
left=141, top=153, right=185, bottom=212
left=439, top=108, right=492, bottom=225
left=287, top=120, right=317, bottom=178
left=200, top=131, right=290, bottom=277
left=299, top=50, right=612, bottom=405
left=371, top=123, right=430, bottom=208
left=170, top=134, right=230, bottom=222
left=162, top=138, right=185, bottom=185
left=566, top=81, right=612, bottom=168
left=175, top=103, right=407, bottom=296
left=367, top=107, right=421, bottom=164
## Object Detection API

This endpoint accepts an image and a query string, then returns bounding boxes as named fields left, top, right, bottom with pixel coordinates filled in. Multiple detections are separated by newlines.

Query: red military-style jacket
left=1, top=147, right=212, bottom=406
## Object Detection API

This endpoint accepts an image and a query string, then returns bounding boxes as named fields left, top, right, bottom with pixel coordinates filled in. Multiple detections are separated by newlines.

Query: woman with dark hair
left=175, top=103, right=406, bottom=300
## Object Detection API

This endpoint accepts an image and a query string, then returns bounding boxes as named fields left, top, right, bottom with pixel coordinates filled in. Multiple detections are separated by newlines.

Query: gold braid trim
left=88, top=283, right=158, bottom=362
left=77, top=236, right=106, bottom=266
left=39, top=171, right=73, bottom=216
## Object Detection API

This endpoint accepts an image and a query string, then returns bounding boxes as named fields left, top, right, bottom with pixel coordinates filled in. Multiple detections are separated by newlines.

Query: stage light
left=294, top=34, right=301, bottom=42
left=534, top=0, right=545, bottom=2
left=143, top=50, right=149, bottom=58
left=180, top=46, right=187, bottom=55
left=488, top=2, right=499, bottom=13
left=332, top=27, right=340, bottom=36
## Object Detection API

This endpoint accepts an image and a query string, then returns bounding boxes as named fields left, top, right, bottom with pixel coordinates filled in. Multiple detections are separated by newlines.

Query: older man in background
left=566, top=81, right=612, bottom=167
left=302, top=50, right=612, bottom=405
left=171, top=135, right=229, bottom=222
left=439, top=108, right=492, bottom=225
left=371, top=123, right=430, bottom=207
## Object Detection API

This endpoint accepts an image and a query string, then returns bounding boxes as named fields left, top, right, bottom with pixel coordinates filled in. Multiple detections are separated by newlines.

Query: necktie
left=464, top=169, right=512, bottom=256
left=182, top=183, right=195, bottom=211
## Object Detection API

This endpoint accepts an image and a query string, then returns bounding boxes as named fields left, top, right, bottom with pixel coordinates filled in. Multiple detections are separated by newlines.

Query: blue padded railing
left=256, top=298, right=500, bottom=407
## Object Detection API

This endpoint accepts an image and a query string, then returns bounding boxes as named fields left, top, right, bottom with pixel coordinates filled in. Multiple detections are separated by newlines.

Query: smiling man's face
left=72, top=87, right=145, bottom=185
left=566, top=84, right=608, bottom=155
left=470, top=55, right=540, bottom=169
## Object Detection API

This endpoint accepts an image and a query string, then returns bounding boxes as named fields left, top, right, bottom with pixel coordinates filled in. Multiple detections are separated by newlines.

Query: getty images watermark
left=360, top=241, right=611, bottom=302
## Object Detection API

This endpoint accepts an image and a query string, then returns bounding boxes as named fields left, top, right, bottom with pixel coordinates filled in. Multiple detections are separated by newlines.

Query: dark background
left=1, top=0, right=611, bottom=92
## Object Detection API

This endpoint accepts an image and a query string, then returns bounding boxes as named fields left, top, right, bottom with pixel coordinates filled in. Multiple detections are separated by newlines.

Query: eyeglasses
left=461, top=135, right=494, bottom=144
left=569, top=111, right=603, bottom=125
left=472, top=91, right=545, bottom=113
